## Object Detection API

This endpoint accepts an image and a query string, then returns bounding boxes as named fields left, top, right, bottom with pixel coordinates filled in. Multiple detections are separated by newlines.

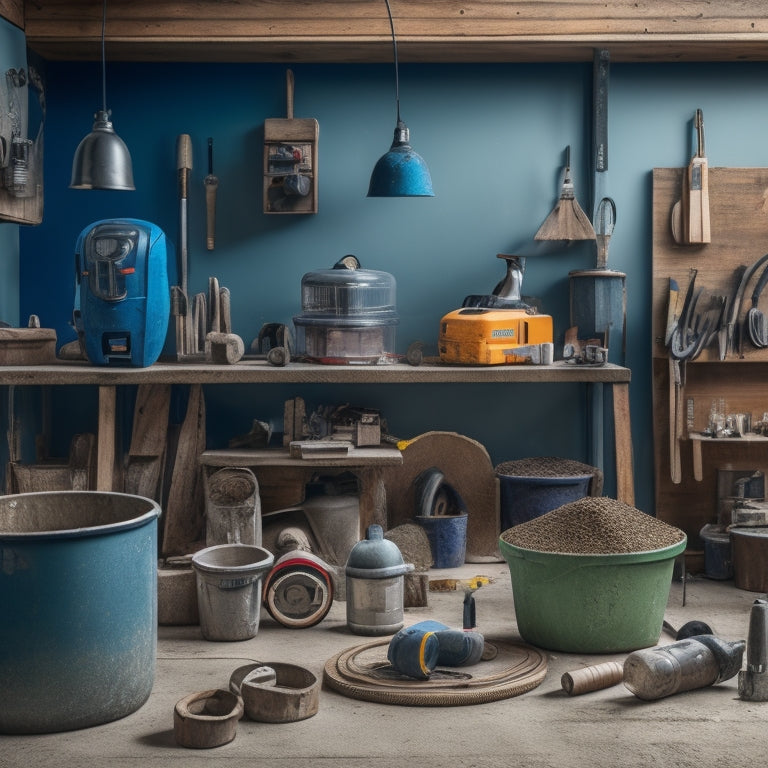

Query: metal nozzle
left=739, top=598, right=768, bottom=701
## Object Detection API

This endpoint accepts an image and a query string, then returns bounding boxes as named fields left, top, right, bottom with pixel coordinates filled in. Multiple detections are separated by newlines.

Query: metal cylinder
left=345, top=524, right=414, bottom=636
left=739, top=599, right=768, bottom=701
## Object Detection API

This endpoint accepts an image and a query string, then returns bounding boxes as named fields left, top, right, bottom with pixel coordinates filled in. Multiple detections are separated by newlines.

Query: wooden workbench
left=0, top=358, right=634, bottom=506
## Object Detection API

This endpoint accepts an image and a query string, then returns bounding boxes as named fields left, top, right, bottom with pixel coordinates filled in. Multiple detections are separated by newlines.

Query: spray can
left=623, top=635, right=745, bottom=701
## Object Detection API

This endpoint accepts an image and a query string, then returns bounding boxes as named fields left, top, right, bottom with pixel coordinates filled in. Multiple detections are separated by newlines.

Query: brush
left=535, top=146, right=596, bottom=242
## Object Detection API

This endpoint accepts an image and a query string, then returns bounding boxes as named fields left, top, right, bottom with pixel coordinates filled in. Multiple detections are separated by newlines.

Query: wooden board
left=22, top=1, right=768, bottom=63
left=124, top=383, right=171, bottom=501
left=381, top=431, right=500, bottom=562
left=162, top=384, right=206, bottom=556
left=652, top=167, right=768, bottom=547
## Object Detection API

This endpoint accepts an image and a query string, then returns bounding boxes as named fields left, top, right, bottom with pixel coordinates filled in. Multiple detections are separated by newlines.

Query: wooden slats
left=19, top=0, right=768, bottom=63
left=0, top=0, right=23, bottom=29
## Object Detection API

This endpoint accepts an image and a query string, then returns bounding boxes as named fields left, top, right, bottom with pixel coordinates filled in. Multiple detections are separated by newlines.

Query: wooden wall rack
left=652, top=167, right=768, bottom=546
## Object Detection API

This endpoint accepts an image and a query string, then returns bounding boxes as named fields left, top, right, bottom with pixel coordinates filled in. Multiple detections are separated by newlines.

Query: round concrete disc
left=323, top=636, right=547, bottom=706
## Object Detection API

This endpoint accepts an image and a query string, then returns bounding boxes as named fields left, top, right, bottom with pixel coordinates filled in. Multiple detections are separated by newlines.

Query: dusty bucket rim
left=191, top=543, right=274, bottom=574
left=498, top=534, right=687, bottom=566
left=0, top=490, right=161, bottom=541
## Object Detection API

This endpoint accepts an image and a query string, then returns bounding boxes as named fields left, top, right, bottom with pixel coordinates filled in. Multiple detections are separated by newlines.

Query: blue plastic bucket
left=497, top=472, right=593, bottom=529
left=416, top=513, right=468, bottom=568
left=700, top=524, right=733, bottom=580
left=0, top=491, right=160, bottom=734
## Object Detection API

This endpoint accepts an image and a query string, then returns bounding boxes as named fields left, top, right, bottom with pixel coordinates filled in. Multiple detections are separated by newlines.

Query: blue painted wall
left=0, top=16, right=24, bottom=326
left=16, top=53, right=768, bottom=514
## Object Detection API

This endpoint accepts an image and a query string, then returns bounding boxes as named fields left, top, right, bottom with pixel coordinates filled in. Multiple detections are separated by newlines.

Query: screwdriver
left=204, top=137, right=219, bottom=250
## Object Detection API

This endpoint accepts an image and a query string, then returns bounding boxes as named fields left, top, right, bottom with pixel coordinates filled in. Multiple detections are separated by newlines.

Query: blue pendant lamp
left=367, top=0, right=434, bottom=197
left=70, top=0, right=135, bottom=190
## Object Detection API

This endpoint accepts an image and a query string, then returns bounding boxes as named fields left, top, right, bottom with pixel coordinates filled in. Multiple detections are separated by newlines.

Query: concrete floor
left=4, top=562, right=768, bottom=768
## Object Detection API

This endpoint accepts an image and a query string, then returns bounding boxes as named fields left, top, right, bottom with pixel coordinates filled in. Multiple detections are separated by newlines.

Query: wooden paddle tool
left=671, top=109, right=711, bottom=245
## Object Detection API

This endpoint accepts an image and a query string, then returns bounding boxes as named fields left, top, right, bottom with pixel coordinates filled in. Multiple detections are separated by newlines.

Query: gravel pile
left=495, top=456, right=598, bottom=478
left=501, top=496, right=685, bottom=555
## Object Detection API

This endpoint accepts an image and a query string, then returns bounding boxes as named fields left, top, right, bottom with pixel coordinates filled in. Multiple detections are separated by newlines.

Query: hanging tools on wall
left=263, top=69, right=319, bottom=214
left=204, top=137, right=219, bottom=250
left=671, top=108, right=711, bottom=245
left=569, top=50, right=626, bottom=364
left=170, top=134, right=196, bottom=360
left=534, top=145, right=595, bottom=241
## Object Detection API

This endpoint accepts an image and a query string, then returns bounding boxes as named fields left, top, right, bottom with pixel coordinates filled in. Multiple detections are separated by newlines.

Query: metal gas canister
left=345, top=524, right=414, bottom=636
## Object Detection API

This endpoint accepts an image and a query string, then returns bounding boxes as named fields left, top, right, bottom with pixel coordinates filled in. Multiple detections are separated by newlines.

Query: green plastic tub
left=498, top=535, right=687, bottom=653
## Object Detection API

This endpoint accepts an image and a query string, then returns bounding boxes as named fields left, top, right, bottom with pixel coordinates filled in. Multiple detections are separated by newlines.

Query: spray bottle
left=623, top=635, right=745, bottom=701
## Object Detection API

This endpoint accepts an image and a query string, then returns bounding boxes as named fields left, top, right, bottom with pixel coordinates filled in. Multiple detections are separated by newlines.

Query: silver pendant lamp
left=367, top=0, right=434, bottom=197
left=70, top=0, right=135, bottom=190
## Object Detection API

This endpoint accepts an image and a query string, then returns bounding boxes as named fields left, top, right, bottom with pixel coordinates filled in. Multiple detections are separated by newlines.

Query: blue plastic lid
left=345, top=524, right=414, bottom=578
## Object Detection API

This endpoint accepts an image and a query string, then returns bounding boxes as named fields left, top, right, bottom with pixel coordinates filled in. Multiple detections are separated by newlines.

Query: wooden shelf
left=17, top=0, right=768, bottom=63
left=0, top=359, right=631, bottom=386
left=689, top=432, right=768, bottom=482
left=0, top=359, right=635, bottom=507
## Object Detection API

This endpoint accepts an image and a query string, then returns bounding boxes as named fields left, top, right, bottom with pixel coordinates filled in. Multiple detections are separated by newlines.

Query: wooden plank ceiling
left=17, top=0, right=768, bottom=63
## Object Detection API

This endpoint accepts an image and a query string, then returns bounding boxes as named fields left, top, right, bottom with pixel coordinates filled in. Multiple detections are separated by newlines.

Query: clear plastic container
left=293, top=260, right=398, bottom=362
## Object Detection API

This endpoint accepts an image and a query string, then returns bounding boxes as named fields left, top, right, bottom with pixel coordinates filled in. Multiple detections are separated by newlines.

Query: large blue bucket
left=495, top=457, right=598, bottom=530
left=0, top=491, right=160, bottom=734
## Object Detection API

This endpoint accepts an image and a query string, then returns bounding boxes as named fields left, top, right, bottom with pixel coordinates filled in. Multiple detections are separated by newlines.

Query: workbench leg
left=358, top=468, right=388, bottom=533
left=96, top=385, right=116, bottom=491
left=612, top=382, right=635, bottom=506
left=589, top=382, right=605, bottom=473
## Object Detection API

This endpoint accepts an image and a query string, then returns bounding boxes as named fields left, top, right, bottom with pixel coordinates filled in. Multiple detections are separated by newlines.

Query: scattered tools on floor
left=237, top=662, right=320, bottom=723
left=561, top=661, right=624, bottom=696
left=204, top=137, right=218, bottom=251
left=535, top=146, right=596, bottom=242
left=662, top=619, right=713, bottom=639
left=739, top=598, right=768, bottom=701
left=671, top=109, right=711, bottom=245
left=173, top=689, right=243, bottom=749
left=623, top=634, right=745, bottom=701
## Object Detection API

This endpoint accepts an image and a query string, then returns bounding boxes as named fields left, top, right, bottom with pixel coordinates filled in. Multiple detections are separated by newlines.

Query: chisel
left=685, top=109, right=710, bottom=244
left=169, top=134, right=193, bottom=359
left=204, top=137, right=219, bottom=250
left=175, top=134, right=193, bottom=358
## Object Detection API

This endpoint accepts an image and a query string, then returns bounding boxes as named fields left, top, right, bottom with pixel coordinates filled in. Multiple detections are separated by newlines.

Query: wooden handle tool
left=561, top=661, right=624, bottom=695
left=685, top=109, right=711, bottom=244
left=204, top=137, right=219, bottom=250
